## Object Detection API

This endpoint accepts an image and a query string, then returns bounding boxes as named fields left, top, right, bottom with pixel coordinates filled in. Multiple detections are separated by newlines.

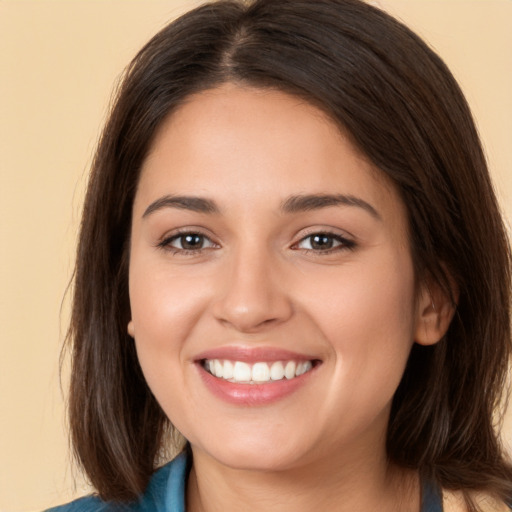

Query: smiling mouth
left=202, top=359, right=319, bottom=384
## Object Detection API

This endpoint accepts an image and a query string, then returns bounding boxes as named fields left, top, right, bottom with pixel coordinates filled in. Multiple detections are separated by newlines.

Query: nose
left=212, top=246, right=294, bottom=333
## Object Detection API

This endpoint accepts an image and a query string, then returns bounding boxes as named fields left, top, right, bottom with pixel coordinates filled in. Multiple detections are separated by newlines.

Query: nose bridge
left=213, top=238, right=292, bottom=332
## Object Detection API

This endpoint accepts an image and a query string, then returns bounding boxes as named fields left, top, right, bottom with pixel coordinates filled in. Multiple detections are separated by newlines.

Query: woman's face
left=129, top=84, right=425, bottom=472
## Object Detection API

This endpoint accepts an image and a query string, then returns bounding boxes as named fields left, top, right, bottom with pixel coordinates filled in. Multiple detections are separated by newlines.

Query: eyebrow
left=142, top=193, right=381, bottom=220
left=280, top=194, right=381, bottom=220
left=143, top=195, right=220, bottom=217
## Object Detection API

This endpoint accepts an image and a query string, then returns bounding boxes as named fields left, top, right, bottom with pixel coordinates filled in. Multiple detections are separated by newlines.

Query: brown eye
left=162, top=232, right=216, bottom=252
left=177, top=234, right=205, bottom=250
left=310, top=234, right=335, bottom=250
left=295, top=232, right=355, bottom=252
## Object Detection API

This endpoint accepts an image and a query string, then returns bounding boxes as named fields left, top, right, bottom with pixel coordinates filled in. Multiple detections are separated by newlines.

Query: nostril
left=213, top=299, right=293, bottom=332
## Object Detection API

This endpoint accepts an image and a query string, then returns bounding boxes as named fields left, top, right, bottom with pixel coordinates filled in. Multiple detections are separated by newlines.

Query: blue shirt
left=45, top=452, right=443, bottom=512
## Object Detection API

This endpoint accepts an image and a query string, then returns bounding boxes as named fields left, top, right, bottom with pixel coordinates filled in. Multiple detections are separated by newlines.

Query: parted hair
left=67, top=0, right=512, bottom=507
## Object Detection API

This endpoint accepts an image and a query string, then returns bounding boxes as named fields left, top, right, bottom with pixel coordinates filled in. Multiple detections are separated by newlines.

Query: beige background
left=1, top=1, right=511, bottom=510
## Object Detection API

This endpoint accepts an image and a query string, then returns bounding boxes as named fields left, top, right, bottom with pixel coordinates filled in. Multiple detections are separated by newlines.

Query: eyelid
left=291, top=227, right=356, bottom=253
left=156, top=227, right=219, bottom=253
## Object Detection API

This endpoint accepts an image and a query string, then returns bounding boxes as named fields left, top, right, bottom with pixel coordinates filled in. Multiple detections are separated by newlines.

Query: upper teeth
left=204, top=359, right=313, bottom=383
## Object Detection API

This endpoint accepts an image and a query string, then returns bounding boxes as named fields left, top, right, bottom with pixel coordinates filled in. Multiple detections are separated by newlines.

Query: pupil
left=311, top=234, right=333, bottom=250
left=182, top=234, right=202, bottom=250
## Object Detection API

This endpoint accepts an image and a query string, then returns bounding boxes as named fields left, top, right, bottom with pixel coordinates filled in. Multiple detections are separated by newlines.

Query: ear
left=414, top=277, right=458, bottom=346
left=127, top=320, right=135, bottom=338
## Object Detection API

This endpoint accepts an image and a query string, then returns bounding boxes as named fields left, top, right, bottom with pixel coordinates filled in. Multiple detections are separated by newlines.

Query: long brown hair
left=67, top=0, right=512, bottom=506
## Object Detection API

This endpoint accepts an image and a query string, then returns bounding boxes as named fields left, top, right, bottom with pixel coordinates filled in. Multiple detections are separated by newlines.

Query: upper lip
left=194, top=346, right=320, bottom=364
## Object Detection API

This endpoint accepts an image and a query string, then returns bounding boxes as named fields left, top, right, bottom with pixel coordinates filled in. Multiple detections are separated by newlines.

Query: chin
left=204, top=445, right=304, bottom=472
left=187, top=424, right=321, bottom=473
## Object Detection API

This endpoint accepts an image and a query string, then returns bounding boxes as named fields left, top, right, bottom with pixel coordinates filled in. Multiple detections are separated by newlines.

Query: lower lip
left=197, top=364, right=317, bottom=406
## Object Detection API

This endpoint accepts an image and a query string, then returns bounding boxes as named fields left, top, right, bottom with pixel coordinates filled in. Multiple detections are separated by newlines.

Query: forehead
left=136, top=84, right=404, bottom=224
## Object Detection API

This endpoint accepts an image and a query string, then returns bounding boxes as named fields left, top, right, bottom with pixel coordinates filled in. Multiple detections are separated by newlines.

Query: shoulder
left=44, top=453, right=188, bottom=512
left=443, top=489, right=511, bottom=512
left=44, top=495, right=117, bottom=512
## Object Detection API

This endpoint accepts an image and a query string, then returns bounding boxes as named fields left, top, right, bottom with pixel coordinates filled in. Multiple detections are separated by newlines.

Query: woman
left=49, top=0, right=512, bottom=511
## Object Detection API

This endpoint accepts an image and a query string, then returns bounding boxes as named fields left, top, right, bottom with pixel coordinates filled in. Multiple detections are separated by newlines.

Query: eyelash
left=292, top=231, right=356, bottom=254
left=157, top=229, right=218, bottom=255
left=157, top=229, right=356, bottom=256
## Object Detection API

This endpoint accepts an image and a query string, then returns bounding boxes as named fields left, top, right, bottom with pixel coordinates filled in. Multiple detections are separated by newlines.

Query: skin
left=128, top=84, right=453, bottom=512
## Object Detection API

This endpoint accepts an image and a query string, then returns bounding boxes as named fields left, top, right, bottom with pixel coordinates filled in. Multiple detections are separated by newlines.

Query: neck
left=186, top=444, right=420, bottom=512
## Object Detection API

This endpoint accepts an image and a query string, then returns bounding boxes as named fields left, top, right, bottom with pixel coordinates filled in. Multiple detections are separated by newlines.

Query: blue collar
left=138, top=451, right=188, bottom=512
left=421, top=477, right=443, bottom=512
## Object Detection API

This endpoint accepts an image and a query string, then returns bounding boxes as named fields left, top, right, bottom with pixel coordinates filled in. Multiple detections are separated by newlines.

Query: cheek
left=129, top=257, right=211, bottom=343
left=305, top=251, right=415, bottom=336
left=128, top=258, right=211, bottom=396
left=301, top=251, right=417, bottom=389
left=129, top=271, right=210, bottom=434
